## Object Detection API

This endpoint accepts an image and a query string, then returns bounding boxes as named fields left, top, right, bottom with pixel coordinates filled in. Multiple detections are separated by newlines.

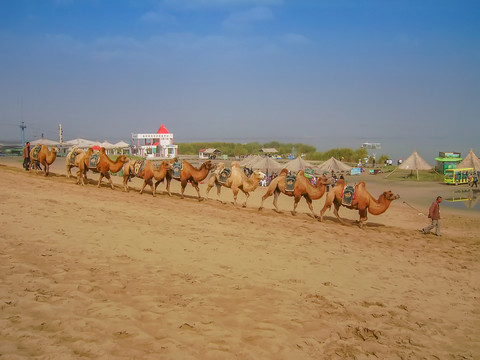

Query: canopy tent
left=316, top=157, right=352, bottom=174
left=385, top=150, right=434, bottom=180
left=456, top=149, right=480, bottom=171
left=63, top=138, right=101, bottom=149
left=100, top=141, right=116, bottom=149
left=284, top=157, right=315, bottom=173
left=249, top=156, right=283, bottom=174
left=29, top=139, right=59, bottom=146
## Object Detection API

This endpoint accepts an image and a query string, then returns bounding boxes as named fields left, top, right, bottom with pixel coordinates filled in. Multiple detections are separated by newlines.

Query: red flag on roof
left=157, top=124, right=169, bottom=134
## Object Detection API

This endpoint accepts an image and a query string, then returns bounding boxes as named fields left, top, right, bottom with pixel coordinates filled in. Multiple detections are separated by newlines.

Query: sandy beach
left=0, top=156, right=479, bottom=359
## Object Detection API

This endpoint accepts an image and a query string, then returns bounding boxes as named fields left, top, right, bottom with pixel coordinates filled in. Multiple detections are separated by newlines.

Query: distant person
left=472, top=173, right=478, bottom=188
left=22, top=141, right=30, bottom=170
left=421, top=196, right=442, bottom=236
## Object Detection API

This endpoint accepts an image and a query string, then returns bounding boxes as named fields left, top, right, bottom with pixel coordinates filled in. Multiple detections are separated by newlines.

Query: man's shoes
left=419, top=229, right=427, bottom=235
left=435, top=234, right=442, bottom=237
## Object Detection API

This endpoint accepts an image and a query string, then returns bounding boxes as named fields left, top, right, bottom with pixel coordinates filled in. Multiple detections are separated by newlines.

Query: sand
left=0, top=157, right=479, bottom=359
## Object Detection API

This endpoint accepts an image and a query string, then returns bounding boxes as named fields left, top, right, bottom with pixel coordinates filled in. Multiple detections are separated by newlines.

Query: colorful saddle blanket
left=88, top=153, right=100, bottom=168
left=218, top=168, right=231, bottom=184
left=31, top=145, right=42, bottom=161
left=131, top=160, right=145, bottom=177
left=67, top=149, right=80, bottom=165
left=285, top=174, right=296, bottom=192
left=342, top=185, right=356, bottom=206
left=171, top=161, right=183, bottom=179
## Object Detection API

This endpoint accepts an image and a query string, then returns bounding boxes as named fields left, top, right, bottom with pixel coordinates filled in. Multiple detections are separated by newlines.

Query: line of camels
left=29, top=144, right=400, bottom=228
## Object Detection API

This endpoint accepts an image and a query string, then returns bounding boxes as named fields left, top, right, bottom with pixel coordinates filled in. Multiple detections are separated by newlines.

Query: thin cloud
left=223, top=6, right=274, bottom=32
left=140, top=11, right=176, bottom=24
left=283, top=33, right=311, bottom=45
left=162, top=0, right=283, bottom=10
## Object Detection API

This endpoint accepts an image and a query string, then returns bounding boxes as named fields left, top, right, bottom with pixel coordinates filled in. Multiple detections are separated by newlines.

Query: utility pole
left=58, top=124, right=63, bottom=144
left=19, top=121, right=26, bottom=147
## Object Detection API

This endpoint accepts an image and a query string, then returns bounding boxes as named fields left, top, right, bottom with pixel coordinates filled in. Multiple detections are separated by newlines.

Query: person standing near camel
left=22, top=141, right=30, bottom=170
left=422, top=196, right=442, bottom=236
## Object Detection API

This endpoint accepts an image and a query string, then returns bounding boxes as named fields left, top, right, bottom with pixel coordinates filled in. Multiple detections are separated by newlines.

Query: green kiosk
left=435, top=152, right=462, bottom=174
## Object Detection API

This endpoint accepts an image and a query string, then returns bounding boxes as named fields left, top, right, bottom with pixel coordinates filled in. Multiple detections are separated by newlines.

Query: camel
left=77, top=147, right=129, bottom=189
left=206, top=162, right=266, bottom=207
left=65, top=147, right=85, bottom=179
left=258, top=169, right=331, bottom=217
left=319, top=179, right=400, bottom=228
left=29, top=144, right=59, bottom=176
left=122, top=159, right=172, bottom=196
left=163, top=160, right=215, bottom=200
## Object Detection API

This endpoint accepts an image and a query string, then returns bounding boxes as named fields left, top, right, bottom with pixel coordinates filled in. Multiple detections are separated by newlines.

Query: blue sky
left=1, top=0, right=479, bottom=161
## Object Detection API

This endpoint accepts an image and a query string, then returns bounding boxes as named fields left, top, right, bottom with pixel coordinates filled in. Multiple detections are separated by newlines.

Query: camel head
left=117, top=155, right=129, bottom=164
left=383, top=190, right=400, bottom=201
left=160, top=160, right=173, bottom=170
left=253, top=170, right=266, bottom=180
left=51, top=146, right=59, bottom=153
left=203, top=160, right=216, bottom=172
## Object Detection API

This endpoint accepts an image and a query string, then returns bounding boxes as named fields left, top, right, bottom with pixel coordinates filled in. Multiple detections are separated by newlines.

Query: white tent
left=113, top=141, right=130, bottom=148
left=30, top=138, right=59, bottom=146
left=239, top=155, right=262, bottom=168
left=100, top=141, right=116, bottom=149
left=63, top=138, right=101, bottom=149
left=456, top=149, right=480, bottom=171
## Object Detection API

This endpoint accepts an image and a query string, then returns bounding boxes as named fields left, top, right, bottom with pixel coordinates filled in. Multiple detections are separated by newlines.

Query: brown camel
left=65, top=147, right=85, bottom=179
left=319, top=179, right=400, bottom=228
left=163, top=160, right=215, bottom=200
left=206, top=162, right=266, bottom=207
left=29, top=144, right=59, bottom=176
left=78, top=148, right=129, bottom=189
left=258, top=169, right=331, bottom=217
left=122, top=159, right=172, bottom=196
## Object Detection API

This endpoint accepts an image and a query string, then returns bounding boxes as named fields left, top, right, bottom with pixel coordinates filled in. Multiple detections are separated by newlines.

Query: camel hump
left=336, top=178, right=346, bottom=186
left=356, top=181, right=366, bottom=188
left=279, top=168, right=288, bottom=176
left=231, top=161, right=240, bottom=168
left=297, top=170, right=305, bottom=176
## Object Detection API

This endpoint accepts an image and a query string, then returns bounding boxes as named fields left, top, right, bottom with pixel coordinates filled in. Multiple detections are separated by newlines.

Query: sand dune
left=1, top=157, right=479, bottom=359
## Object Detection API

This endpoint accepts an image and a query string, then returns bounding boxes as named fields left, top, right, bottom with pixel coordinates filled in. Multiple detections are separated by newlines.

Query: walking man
left=422, top=196, right=442, bottom=236
left=22, top=141, right=30, bottom=170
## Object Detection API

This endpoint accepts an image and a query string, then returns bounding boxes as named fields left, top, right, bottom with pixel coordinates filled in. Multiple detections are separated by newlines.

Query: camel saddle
left=341, top=185, right=356, bottom=207
left=131, top=160, right=145, bottom=177
left=285, top=174, right=296, bottom=192
left=171, top=161, right=183, bottom=179
left=31, top=145, right=42, bottom=161
left=218, top=168, right=231, bottom=184
left=67, top=149, right=80, bottom=165
left=88, top=153, right=100, bottom=168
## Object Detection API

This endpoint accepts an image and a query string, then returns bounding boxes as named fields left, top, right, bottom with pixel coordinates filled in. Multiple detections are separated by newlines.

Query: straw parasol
left=385, top=150, right=433, bottom=180
left=249, top=156, right=283, bottom=174
left=284, top=157, right=315, bottom=173
left=316, top=157, right=352, bottom=174
left=456, top=149, right=480, bottom=171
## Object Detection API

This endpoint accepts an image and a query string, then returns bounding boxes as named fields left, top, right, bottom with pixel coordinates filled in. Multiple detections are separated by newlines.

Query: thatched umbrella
left=456, top=149, right=480, bottom=171
left=316, top=157, right=352, bottom=174
left=249, top=156, right=283, bottom=175
left=284, top=157, right=315, bottom=173
left=385, top=150, right=433, bottom=180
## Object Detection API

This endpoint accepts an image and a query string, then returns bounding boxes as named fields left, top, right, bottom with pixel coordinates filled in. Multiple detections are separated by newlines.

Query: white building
left=132, top=124, right=178, bottom=159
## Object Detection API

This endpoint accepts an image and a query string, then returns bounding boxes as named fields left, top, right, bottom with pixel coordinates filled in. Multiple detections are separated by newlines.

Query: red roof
left=157, top=124, right=169, bottom=134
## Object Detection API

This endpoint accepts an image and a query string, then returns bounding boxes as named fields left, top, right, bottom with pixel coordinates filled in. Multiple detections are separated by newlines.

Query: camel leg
left=44, top=163, right=49, bottom=176
left=192, top=181, right=203, bottom=201
left=97, top=174, right=104, bottom=188
left=66, top=165, right=71, bottom=179
left=291, top=194, right=302, bottom=216
left=333, top=203, right=347, bottom=225
left=258, top=187, right=274, bottom=210
left=241, top=190, right=249, bottom=208
left=165, top=177, right=172, bottom=197
left=272, top=190, right=281, bottom=213
left=358, top=208, right=368, bottom=228
left=231, top=187, right=239, bottom=206
left=106, top=173, right=114, bottom=190
left=180, top=180, right=188, bottom=199
left=147, top=179, right=155, bottom=197
left=304, top=195, right=317, bottom=218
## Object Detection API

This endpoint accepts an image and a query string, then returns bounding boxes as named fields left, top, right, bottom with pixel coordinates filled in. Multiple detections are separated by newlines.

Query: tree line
left=177, top=141, right=381, bottom=163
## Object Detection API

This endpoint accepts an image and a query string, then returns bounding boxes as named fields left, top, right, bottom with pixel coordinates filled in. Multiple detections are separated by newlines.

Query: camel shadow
left=320, top=215, right=386, bottom=228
